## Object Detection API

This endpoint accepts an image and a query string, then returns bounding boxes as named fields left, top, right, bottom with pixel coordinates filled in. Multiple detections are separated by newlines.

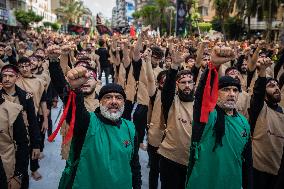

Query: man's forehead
left=178, top=74, right=193, bottom=81
left=221, top=86, right=238, bottom=90
left=227, top=69, right=240, bottom=75
left=267, top=80, right=279, bottom=86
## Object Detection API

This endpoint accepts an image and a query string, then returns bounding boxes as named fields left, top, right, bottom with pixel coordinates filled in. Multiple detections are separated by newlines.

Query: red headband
left=1, top=68, right=18, bottom=75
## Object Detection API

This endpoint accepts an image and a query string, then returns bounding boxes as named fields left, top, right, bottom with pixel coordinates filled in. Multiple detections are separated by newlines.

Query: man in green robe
left=186, top=46, right=253, bottom=189
left=58, top=66, right=142, bottom=189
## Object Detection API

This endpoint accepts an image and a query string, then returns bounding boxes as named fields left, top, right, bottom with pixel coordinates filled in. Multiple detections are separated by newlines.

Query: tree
left=14, top=10, right=43, bottom=29
left=257, top=0, right=281, bottom=41
left=210, top=0, right=235, bottom=39
left=155, top=0, right=170, bottom=35
left=138, top=5, right=160, bottom=28
left=55, top=0, right=92, bottom=25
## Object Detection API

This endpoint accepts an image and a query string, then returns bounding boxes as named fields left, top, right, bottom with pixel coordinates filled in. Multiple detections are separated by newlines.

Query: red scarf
left=200, top=62, right=219, bottom=123
left=48, top=90, right=77, bottom=144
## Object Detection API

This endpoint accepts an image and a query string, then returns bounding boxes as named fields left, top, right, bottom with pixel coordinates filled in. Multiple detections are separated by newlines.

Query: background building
left=112, top=0, right=134, bottom=31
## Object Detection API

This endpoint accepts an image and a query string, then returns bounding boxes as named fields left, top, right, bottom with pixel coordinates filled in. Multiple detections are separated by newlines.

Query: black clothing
left=275, top=146, right=284, bottom=189
left=95, top=47, right=110, bottom=68
left=254, top=168, right=278, bottom=189
left=123, top=100, right=148, bottom=144
left=161, top=68, right=178, bottom=124
left=0, top=156, right=7, bottom=189
left=0, top=86, right=41, bottom=149
left=147, top=144, right=161, bottom=189
left=13, top=112, right=29, bottom=178
left=160, top=156, right=187, bottom=189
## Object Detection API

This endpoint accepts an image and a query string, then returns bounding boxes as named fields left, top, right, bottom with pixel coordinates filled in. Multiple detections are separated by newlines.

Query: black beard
left=178, top=89, right=194, bottom=102
left=82, top=87, right=96, bottom=96
left=266, top=92, right=281, bottom=104
left=240, top=69, right=247, bottom=74
left=152, top=64, right=158, bottom=68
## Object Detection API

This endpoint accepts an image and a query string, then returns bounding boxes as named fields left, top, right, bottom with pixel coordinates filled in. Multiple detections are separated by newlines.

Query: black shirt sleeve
left=13, top=113, right=29, bottom=176
left=26, top=97, right=41, bottom=149
left=0, top=156, right=7, bottom=189
left=66, top=91, right=90, bottom=161
left=248, top=77, right=266, bottom=134
left=275, top=145, right=284, bottom=189
left=131, top=132, right=142, bottom=189
left=40, top=90, right=47, bottom=103
left=247, top=70, right=256, bottom=91
left=49, top=59, right=68, bottom=99
left=161, top=68, right=178, bottom=123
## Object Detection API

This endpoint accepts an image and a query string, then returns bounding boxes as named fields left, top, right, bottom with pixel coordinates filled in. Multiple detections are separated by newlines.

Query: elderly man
left=186, top=46, right=252, bottom=189
left=57, top=67, right=141, bottom=189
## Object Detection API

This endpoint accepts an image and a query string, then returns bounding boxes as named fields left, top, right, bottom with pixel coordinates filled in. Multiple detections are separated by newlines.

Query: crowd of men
left=0, top=27, right=284, bottom=189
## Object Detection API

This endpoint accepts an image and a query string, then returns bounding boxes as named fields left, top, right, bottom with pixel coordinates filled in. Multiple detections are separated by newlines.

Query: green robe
left=186, top=109, right=250, bottom=189
left=59, top=112, right=136, bottom=189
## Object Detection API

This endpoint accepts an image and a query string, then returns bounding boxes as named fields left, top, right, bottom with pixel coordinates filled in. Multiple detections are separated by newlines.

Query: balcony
left=246, top=19, right=283, bottom=30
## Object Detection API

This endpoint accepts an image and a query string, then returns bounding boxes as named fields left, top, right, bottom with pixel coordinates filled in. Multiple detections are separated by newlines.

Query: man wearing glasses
left=158, top=50, right=194, bottom=189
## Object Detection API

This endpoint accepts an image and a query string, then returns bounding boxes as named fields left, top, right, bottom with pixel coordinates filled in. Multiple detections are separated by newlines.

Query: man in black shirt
left=95, top=38, right=111, bottom=84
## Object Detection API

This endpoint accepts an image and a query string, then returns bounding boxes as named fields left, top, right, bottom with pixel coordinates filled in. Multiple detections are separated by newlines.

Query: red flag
left=130, top=25, right=136, bottom=37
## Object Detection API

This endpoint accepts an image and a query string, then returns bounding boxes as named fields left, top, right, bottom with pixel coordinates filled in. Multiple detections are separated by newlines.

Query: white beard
left=99, top=103, right=125, bottom=121
left=217, top=100, right=237, bottom=111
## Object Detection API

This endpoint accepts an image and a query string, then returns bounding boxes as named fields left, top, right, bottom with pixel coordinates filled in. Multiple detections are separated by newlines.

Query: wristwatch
left=14, top=172, right=23, bottom=183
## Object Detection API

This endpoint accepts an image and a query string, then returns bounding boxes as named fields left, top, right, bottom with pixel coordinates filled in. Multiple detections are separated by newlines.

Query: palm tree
left=233, top=0, right=258, bottom=37
left=210, top=0, right=235, bottom=38
left=155, top=0, right=170, bottom=34
left=257, top=0, right=281, bottom=41
left=55, top=0, right=92, bottom=25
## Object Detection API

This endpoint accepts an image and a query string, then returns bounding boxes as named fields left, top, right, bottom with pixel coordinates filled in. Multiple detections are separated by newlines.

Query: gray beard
left=217, top=100, right=237, bottom=111
left=99, top=104, right=125, bottom=121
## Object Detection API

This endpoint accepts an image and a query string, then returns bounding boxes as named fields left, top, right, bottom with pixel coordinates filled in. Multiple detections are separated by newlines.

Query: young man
left=158, top=48, right=195, bottom=189
left=186, top=46, right=252, bottom=189
left=0, top=95, right=29, bottom=189
left=48, top=48, right=100, bottom=160
left=15, top=57, right=48, bottom=180
left=123, top=27, right=156, bottom=147
left=249, top=57, right=284, bottom=189
left=0, top=64, right=41, bottom=188
left=95, top=38, right=111, bottom=84
left=147, top=70, right=167, bottom=189
left=58, top=67, right=141, bottom=189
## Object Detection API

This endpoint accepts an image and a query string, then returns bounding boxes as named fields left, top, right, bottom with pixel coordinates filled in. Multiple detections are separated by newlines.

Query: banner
left=175, top=0, right=187, bottom=36
left=96, top=14, right=112, bottom=36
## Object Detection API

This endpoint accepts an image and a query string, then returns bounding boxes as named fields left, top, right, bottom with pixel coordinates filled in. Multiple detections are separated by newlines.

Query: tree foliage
left=55, top=0, right=92, bottom=25
left=14, top=10, right=43, bottom=29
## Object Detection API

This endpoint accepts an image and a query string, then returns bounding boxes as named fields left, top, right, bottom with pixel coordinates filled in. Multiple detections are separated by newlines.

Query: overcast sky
left=83, top=0, right=116, bottom=19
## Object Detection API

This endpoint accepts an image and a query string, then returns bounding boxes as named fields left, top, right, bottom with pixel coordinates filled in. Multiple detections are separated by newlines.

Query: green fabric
left=186, top=109, right=250, bottom=189
left=59, top=112, right=136, bottom=189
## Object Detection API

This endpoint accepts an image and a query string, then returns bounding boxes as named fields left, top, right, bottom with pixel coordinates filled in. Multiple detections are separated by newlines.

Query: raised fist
left=67, top=66, right=90, bottom=89
left=211, top=46, right=235, bottom=66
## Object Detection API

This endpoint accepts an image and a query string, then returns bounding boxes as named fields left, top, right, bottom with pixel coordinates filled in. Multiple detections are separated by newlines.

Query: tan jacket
left=158, top=96, right=193, bottom=166
left=148, top=90, right=166, bottom=147
left=125, top=58, right=156, bottom=106
left=0, top=100, right=23, bottom=180
left=16, top=76, right=46, bottom=114
left=252, top=102, right=284, bottom=175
